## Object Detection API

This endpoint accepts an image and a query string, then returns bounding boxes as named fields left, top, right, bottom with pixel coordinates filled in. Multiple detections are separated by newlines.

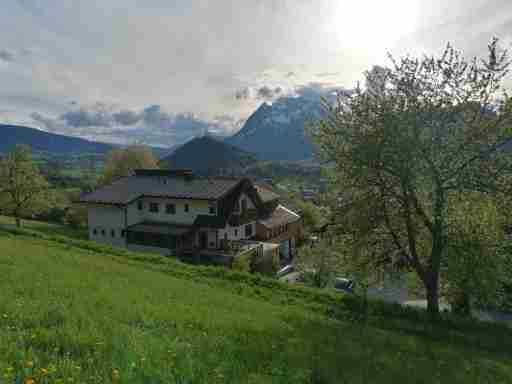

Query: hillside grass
left=0, top=216, right=87, bottom=240
left=1, top=222, right=512, bottom=383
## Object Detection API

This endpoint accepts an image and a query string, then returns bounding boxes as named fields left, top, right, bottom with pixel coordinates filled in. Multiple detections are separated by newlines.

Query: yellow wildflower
left=24, top=361, right=34, bottom=369
left=24, top=378, right=36, bottom=384
left=112, top=369, right=120, bottom=382
left=40, top=368, right=49, bottom=376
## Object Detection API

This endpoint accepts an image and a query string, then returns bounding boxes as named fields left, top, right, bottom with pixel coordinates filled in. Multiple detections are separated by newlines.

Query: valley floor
left=1, top=225, right=512, bottom=383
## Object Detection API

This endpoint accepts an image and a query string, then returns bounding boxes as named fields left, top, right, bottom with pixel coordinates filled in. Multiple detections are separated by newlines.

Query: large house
left=80, top=169, right=302, bottom=265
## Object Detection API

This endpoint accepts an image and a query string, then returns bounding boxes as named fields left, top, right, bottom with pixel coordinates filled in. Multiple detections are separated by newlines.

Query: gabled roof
left=80, top=174, right=243, bottom=205
left=253, top=182, right=280, bottom=203
left=259, top=204, right=301, bottom=229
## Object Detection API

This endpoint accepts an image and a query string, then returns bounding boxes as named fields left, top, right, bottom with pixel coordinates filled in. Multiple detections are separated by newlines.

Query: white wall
left=87, top=204, right=126, bottom=247
left=136, top=197, right=214, bottom=225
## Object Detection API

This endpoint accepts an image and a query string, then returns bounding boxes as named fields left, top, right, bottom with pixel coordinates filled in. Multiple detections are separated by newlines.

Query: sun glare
left=330, top=0, right=419, bottom=54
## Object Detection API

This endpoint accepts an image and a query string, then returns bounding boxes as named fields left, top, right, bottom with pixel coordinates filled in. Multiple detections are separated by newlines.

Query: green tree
left=295, top=200, right=323, bottom=233
left=296, top=241, right=340, bottom=288
left=100, top=145, right=159, bottom=185
left=311, top=39, right=512, bottom=316
left=443, top=193, right=509, bottom=315
left=0, top=145, right=49, bottom=227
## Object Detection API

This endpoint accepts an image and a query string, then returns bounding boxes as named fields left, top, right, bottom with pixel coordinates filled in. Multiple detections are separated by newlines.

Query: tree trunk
left=425, top=275, right=440, bottom=318
left=14, top=206, right=22, bottom=228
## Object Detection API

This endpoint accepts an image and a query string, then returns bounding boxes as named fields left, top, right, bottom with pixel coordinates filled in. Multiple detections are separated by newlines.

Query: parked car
left=276, top=264, right=295, bottom=278
left=334, top=277, right=356, bottom=294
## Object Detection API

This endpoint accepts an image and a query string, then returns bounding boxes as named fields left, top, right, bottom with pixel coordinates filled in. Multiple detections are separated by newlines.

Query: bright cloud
left=0, top=0, right=510, bottom=146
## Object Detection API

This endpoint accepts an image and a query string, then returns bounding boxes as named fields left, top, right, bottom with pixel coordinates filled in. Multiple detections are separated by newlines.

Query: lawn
left=1, top=228, right=512, bottom=383
left=0, top=215, right=87, bottom=240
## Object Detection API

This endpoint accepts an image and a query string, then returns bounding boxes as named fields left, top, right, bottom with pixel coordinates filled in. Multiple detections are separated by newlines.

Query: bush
left=232, top=252, right=252, bottom=273
left=36, top=207, right=67, bottom=223
left=65, top=205, right=88, bottom=229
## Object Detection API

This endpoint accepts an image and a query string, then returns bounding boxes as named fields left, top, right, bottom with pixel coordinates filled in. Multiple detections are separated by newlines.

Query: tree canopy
left=0, top=145, right=49, bottom=227
left=311, top=39, right=512, bottom=316
left=100, top=145, right=159, bottom=185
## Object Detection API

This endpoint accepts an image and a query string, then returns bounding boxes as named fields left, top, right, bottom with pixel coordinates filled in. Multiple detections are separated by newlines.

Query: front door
left=200, top=232, right=208, bottom=249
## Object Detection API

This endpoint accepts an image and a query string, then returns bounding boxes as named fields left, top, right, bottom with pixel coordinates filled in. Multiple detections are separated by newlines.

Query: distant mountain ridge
left=163, top=135, right=257, bottom=175
left=226, top=90, right=338, bottom=161
left=0, top=124, right=116, bottom=154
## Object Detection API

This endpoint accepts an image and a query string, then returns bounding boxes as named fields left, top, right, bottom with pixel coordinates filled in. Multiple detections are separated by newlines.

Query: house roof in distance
left=253, top=182, right=280, bottom=203
left=259, top=204, right=301, bottom=228
left=80, top=169, right=244, bottom=205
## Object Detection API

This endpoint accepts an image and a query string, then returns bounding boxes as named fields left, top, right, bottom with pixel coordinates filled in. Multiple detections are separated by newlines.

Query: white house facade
left=80, top=169, right=301, bottom=263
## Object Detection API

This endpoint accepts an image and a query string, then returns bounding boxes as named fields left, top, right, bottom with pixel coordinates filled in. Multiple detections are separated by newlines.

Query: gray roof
left=254, top=183, right=280, bottom=203
left=80, top=175, right=242, bottom=205
left=259, top=205, right=301, bottom=229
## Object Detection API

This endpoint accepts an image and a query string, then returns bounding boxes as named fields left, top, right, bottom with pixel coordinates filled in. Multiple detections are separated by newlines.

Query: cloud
left=112, top=110, right=141, bottom=126
left=61, top=104, right=113, bottom=127
left=235, top=87, right=251, bottom=100
left=0, top=49, right=14, bottom=62
left=236, top=85, right=284, bottom=101
left=2, top=0, right=511, bottom=147
left=315, top=72, right=340, bottom=78
left=30, top=103, right=235, bottom=147
left=256, top=85, right=282, bottom=99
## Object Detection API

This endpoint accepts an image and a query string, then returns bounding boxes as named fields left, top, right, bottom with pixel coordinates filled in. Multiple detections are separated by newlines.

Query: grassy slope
left=1, top=223, right=512, bottom=383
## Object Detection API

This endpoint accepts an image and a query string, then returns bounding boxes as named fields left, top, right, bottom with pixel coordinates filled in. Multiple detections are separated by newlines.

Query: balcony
left=178, top=240, right=263, bottom=266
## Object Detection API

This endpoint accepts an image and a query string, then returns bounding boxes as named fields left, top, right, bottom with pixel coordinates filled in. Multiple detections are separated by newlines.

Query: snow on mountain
left=227, top=87, right=343, bottom=161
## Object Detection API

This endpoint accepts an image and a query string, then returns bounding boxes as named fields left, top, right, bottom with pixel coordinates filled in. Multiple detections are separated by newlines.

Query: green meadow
left=1, top=222, right=512, bottom=383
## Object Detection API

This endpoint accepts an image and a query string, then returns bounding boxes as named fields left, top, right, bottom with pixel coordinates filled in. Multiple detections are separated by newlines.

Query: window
left=166, top=204, right=176, bottom=214
left=209, top=206, right=216, bottom=215
left=111, top=229, right=115, bottom=238
left=149, top=202, right=159, bottom=213
left=224, top=233, right=228, bottom=240
left=234, top=200, right=240, bottom=212
left=121, top=230, right=126, bottom=238
left=93, top=228, right=97, bottom=235
left=184, top=204, right=189, bottom=213
left=241, top=199, right=247, bottom=212
left=234, top=229, right=238, bottom=237
left=245, top=224, right=253, bottom=237
left=267, top=230, right=271, bottom=239
left=137, top=201, right=143, bottom=211
left=101, top=229, right=106, bottom=236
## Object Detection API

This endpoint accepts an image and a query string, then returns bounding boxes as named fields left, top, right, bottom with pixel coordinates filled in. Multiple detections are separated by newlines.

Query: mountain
left=0, top=124, right=115, bottom=154
left=226, top=90, right=338, bottom=161
left=163, top=135, right=257, bottom=175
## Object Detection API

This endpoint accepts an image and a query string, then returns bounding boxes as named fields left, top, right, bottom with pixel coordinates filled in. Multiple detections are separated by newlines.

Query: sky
left=0, top=0, right=511, bottom=147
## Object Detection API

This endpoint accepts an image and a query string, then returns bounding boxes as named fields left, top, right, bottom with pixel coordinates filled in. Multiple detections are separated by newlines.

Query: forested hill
left=0, top=124, right=115, bottom=154
left=163, top=135, right=257, bottom=174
